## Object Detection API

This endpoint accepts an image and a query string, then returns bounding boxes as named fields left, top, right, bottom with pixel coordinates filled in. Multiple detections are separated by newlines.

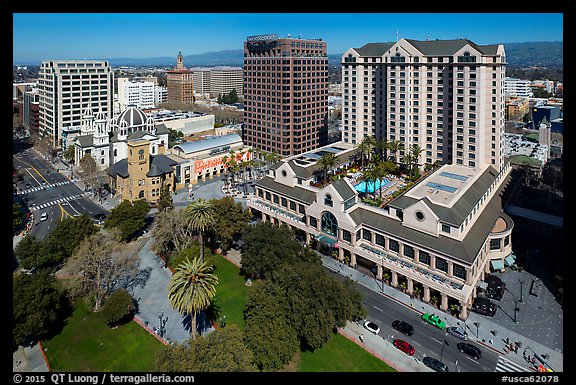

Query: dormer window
left=324, top=194, right=333, bottom=207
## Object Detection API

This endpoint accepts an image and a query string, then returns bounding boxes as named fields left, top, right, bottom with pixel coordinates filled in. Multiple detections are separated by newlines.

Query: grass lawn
left=298, top=333, right=395, bottom=372
left=212, top=253, right=249, bottom=329
left=42, top=301, right=164, bottom=372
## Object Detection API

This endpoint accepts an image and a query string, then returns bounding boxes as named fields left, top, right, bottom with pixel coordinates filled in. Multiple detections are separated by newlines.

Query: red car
left=393, top=339, right=415, bottom=356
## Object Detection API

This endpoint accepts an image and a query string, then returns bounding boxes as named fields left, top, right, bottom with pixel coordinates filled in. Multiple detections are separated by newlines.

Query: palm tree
left=410, top=145, right=424, bottom=181
left=388, top=140, right=404, bottom=165
left=401, top=153, right=415, bottom=180
left=221, top=155, right=229, bottom=188
left=168, top=257, right=218, bottom=340
left=318, top=152, right=337, bottom=183
left=376, top=138, right=389, bottom=162
left=186, top=199, right=215, bottom=262
left=361, top=163, right=380, bottom=199
left=356, top=136, right=376, bottom=168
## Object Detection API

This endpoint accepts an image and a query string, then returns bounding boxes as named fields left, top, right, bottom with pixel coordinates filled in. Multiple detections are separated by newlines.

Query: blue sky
left=13, top=13, right=563, bottom=64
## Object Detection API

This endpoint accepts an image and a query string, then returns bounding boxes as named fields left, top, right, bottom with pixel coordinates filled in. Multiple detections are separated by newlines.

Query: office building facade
left=117, top=78, right=156, bottom=111
left=166, top=51, right=194, bottom=105
left=38, top=60, right=114, bottom=149
left=243, top=34, right=329, bottom=157
left=341, top=38, right=506, bottom=171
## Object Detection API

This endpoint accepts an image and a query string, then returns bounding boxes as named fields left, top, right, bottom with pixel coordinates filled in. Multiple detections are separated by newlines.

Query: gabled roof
left=127, top=130, right=157, bottom=141
left=390, top=166, right=501, bottom=226
left=404, top=39, right=499, bottom=56
left=155, top=123, right=170, bottom=135
left=107, top=158, right=128, bottom=178
left=75, top=134, right=94, bottom=148
left=146, top=154, right=177, bottom=177
left=353, top=42, right=395, bottom=57
left=256, top=176, right=317, bottom=205
left=331, top=178, right=357, bottom=201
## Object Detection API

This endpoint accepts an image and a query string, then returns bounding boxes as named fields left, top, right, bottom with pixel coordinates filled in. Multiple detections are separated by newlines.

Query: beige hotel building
left=248, top=143, right=514, bottom=320
left=341, top=38, right=506, bottom=171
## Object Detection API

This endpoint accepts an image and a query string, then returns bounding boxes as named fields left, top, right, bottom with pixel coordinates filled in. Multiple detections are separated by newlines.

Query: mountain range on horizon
left=14, top=41, right=563, bottom=68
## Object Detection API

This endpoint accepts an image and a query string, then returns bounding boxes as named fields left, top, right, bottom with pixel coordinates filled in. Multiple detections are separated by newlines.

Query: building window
left=453, top=264, right=466, bottom=280
left=490, top=238, right=501, bottom=250
left=299, top=204, right=305, bottom=214
left=273, top=194, right=279, bottom=204
left=435, top=257, right=448, bottom=272
left=265, top=191, right=271, bottom=201
left=404, top=245, right=414, bottom=258
left=321, top=211, right=338, bottom=237
left=419, top=251, right=430, bottom=266
left=362, top=229, right=372, bottom=241
left=375, top=234, right=385, bottom=247
left=356, top=230, right=361, bottom=241
left=504, top=235, right=510, bottom=247
left=324, top=194, right=333, bottom=207
left=309, top=216, right=317, bottom=229
left=281, top=197, right=287, bottom=207
left=138, top=190, right=145, bottom=199
left=258, top=189, right=263, bottom=198
left=389, top=239, right=399, bottom=253
left=290, top=201, right=296, bottom=211
left=343, top=229, right=352, bottom=242
left=441, top=224, right=450, bottom=233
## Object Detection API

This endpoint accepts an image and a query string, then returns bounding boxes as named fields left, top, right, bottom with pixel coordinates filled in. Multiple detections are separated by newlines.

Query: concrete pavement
left=13, top=344, right=49, bottom=372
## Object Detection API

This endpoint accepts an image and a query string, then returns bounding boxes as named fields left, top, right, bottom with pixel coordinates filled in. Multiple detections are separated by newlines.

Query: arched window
left=321, top=211, right=338, bottom=237
left=139, top=190, right=145, bottom=199
left=324, top=194, right=333, bottom=207
left=139, top=149, right=144, bottom=160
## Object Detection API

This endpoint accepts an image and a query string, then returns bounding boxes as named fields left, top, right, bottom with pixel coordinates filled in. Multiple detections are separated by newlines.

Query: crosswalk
left=16, top=181, right=71, bottom=195
left=29, top=194, right=86, bottom=211
left=495, top=355, right=530, bottom=372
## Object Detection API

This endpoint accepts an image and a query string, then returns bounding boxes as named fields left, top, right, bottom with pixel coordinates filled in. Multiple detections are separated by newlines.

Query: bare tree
left=63, top=228, right=140, bottom=311
left=79, top=153, right=103, bottom=190
left=151, top=208, right=196, bottom=257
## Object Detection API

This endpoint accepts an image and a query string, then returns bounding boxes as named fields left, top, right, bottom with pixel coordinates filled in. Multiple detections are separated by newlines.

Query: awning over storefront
left=504, top=253, right=516, bottom=267
left=491, top=259, right=505, bottom=271
left=316, top=234, right=338, bottom=247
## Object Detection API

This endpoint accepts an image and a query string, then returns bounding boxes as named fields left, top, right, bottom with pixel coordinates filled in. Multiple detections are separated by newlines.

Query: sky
left=13, top=13, right=563, bottom=64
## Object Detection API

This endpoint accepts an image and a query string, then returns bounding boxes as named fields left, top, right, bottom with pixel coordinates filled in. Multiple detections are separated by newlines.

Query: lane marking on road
left=466, top=357, right=480, bottom=364
left=430, top=337, right=443, bottom=344
left=373, top=305, right=383, bottom=312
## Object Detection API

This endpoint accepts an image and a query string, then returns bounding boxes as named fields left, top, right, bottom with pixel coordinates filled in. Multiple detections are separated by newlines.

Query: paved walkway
left=13, top=344, right=49, bottom=372
left=128, top=236, right=215, bottom=345
left=321, top=256, right=563, bottom=372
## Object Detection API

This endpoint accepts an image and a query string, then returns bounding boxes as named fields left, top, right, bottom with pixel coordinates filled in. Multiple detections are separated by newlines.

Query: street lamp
left=519, top=279, right=524, bottom=303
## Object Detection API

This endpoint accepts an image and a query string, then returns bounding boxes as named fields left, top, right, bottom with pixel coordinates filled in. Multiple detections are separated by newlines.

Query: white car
left=40, top=212, right=47, bottom=221
left=363, top=320, right=380, bottom=335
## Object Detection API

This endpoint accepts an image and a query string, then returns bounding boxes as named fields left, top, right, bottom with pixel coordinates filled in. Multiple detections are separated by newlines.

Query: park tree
left=240, top=222, right=319, bottom=279
left=208, top=196, right=251, bottom=252
left=14, top=236, right=43, bottom=271
left=151, top=208, right=196, bottom=258
left=50, top=214, right=98, bottom=259
left=63, top=228, right=140, bottom=311
left=157, top=184, right=174, bottom=212
left=270, top=261, right=366, bottom=350
left=185, top=199, right=215, bottom=262
left=168, top=257, right=218, bottom=340
left=155, top=325, right=255, bottom=372
left=170, top=244, right=217, bottom=270
left=243, top=281, right=299, bottom=371
left=100, top=288, right=135, bottom=327
left=13, top=271, right=70, bottom=347
left=63, top=145, right=75, bottom=163
left=104, top=199, right=150, bottom=241
left=13, top=202, right=24, bottom=233
left=79, top=153, right=100, bottom=190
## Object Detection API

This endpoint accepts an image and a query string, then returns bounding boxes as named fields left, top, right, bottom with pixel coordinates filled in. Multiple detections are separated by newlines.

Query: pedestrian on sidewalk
left=359, top=334, right=364, bottom=343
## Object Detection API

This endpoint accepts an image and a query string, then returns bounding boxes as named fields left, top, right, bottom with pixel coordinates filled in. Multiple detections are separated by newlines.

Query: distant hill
left=503, top=41, right=563, bottom=68
left=16, top=41, right=561, bottom=68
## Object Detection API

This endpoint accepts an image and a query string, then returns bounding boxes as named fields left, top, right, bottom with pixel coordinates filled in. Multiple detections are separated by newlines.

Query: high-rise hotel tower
left=243, top=34, right=329, bottom=157
left=38, top=60, right=114, bottom=149
left=341, top=38, right=506, bottom=170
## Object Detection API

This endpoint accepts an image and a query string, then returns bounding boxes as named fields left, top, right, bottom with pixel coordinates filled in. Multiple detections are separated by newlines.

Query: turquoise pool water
left=354, top=179, right=389, bottom=193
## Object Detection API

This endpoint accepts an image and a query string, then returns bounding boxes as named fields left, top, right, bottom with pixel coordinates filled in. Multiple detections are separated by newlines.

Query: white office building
left=504, top=77, right=533, bottom=98
left=117, top=78, right=155, bottom=111
left=191, top=66, right=243, bottom=98
left=38, top=60, right=114, bottom=149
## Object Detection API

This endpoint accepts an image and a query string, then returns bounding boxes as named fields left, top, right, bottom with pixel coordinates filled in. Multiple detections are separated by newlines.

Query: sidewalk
left=321, top=255, right=563, bottom=372
left=13, top=343, right=49, bottom=372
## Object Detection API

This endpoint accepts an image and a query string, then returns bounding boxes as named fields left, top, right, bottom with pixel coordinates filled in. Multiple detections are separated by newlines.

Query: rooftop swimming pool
left=354, top=179, right=389, bottom=193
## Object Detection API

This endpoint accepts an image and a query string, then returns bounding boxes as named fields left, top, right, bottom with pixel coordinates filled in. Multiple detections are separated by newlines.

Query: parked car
left=392, top=320, right=414, bottom=336
left=393, top=339, right=415, bottom=356
left=40, top=212, right=47, bottom=221
left=363, top=320, right=380, bottom=335
left=457, top=342, right=482, bottom=360
left=447, top=326, right=468, bottom=340
left=423, top=356, right=449, bottom=372
left=421, top=313, right=446, bottom=330
left=472, top=297, right=497, bottom=317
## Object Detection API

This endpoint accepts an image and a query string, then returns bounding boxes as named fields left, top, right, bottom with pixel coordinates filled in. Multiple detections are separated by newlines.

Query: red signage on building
left=194, top=150, right=251, bottom=175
